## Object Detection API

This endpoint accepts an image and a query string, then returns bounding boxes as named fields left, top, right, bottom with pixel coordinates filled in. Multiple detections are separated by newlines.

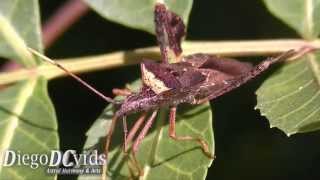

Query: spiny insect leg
left=123, top=113, right=148, bottom=152
left=132, top=110, right=158, bottom=152
left=112, top=88, right=132, bottom=96
left=122, top=116, right=128, bottom=152
left=111, top=88, right=133, bottom=152
left=130, top=110, right=158, bottom=176
left=103, top=115, right=120, bottom=179
left=168, top=107, right=214, bottom=159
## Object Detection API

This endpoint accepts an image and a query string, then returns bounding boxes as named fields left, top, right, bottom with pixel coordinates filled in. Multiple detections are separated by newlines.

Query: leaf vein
left=293, top=102, right=320, bottom=129
left=259, top=79, right=313, bottom=104
left=305, top=0, right=314, bottom=37
left=17, top=127, right=50, bottom=150
left=0, top=80, right=37, bottom=172
left=273, top=89, right=320, bottom=121
left=307, top=54, right=320, bottom=88
left=259, top=66, right=307, bottom=91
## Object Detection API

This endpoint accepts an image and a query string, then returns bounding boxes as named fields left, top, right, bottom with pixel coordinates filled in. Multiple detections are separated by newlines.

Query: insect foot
left=168, top=107, right=214, bottom=159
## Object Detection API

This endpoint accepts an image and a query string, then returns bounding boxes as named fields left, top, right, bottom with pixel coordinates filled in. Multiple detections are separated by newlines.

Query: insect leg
left=112, top=88, right=132, bottom=96
left=103, top=115, right=119, bottom=179
left=111, top=88, right=133, bottom=152
left=123, top=113, right=148, bottom=178
left=132, top=110, right=158, bottom=152
left=193, top=98, right=210, bottom=105
left=123, top=113, right=148, bottom=152
left=122, top=116, right=128, bottom=152
left=168, top=107, right=214, bottom=159
left=130, top=110, right=158, bottom=176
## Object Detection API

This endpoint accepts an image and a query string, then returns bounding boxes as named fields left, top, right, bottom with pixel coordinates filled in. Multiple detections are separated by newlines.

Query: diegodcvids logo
left=0, top=150, right=106, bottom=170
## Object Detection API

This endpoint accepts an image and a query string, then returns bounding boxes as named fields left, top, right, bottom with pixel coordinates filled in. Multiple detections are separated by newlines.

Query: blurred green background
left=39, top=0, right=320, bottom=180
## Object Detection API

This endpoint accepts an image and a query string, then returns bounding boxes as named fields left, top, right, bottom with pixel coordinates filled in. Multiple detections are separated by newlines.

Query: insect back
left=82, top=3, right=215, bottom=179
left=82, top=79, right=214, bottom=179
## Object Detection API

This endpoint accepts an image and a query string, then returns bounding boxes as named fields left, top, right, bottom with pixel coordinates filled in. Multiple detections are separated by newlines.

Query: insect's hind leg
left=123, top=113, right=148, bottom=152
left=111, top=88, right=134, bottom=152
left=168, top=107, right=214, bottom=159
left=128, top=110, right=158, bottom=177
left=103, top=115, right=119, bottom=180
left=103, top=113, right=148, bottom=179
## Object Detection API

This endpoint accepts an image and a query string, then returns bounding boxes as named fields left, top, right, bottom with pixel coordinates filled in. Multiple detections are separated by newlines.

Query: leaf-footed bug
left=28, top=2, right=299, bottom=179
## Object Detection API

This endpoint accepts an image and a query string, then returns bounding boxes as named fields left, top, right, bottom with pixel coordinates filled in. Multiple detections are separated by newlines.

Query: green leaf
left=0, top=0, right=42, bottom=66
left=0, top=77, right=58, bottom=179
left=256, top=52, right=320, bottom=136
left=263, top=0, right=320, bottom=39
left=83, top=0, right=193, bottom=34
left=0, top=1, right=59, bottom=179
left=80, top=80, right=214, bottom=180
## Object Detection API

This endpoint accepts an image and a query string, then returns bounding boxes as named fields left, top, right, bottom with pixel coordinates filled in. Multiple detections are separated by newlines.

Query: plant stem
left=0, top=39, right=319, bottom=85
left=42, top=0, right=89, bottom=48
left=182, top=39, right=320, bottom=56
left=0, top=0, right=89, bottom=88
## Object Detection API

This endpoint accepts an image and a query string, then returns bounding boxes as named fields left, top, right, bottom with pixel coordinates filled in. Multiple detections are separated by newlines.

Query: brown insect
left=29, top=2, right=297, bottom=178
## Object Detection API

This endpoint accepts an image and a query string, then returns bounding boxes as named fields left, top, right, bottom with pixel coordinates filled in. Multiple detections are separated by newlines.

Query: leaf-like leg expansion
left=131, top=110, right=158, bottom=176
left=154, top=3, right=185, bottom=63
left=168, top=107, right=214, bottom=158
left=112, top=88, right=132, bottom=96
left=103, top=115, right=120, bottom=180
left=123, top=112, right=148, bottom=152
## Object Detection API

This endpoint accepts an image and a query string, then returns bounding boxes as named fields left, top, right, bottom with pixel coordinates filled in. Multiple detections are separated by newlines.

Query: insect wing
left=184, top=53, right=253, bottom=76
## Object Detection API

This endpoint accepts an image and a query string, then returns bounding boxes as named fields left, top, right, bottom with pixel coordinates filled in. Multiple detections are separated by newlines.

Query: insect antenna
left=28, top=48, right=120, bottom=105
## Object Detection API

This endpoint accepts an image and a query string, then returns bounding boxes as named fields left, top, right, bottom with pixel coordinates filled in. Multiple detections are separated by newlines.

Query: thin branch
left=0, top=39, right=319, bottom=85
left=181, top=39, right=320, bottom=56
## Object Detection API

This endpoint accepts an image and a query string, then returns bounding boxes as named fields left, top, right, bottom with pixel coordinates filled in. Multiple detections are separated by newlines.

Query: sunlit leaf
left=0, top=1, right=59, bottom=179
left=256, top=52, right=320, bottom=135
left=0, top=0, right=42, bottom=66
left=263, top=0, right=320, bottom=39
left=0, top=78, right=58, bottom=179
left=83, top=0, right=193, bottom=34
left=80, top=80, right=214, bottom=180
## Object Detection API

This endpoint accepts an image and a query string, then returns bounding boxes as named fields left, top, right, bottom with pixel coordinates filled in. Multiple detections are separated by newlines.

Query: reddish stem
left=0, top=0, right=89, bottom=73
left=42, top=0, right=89, bottom=48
